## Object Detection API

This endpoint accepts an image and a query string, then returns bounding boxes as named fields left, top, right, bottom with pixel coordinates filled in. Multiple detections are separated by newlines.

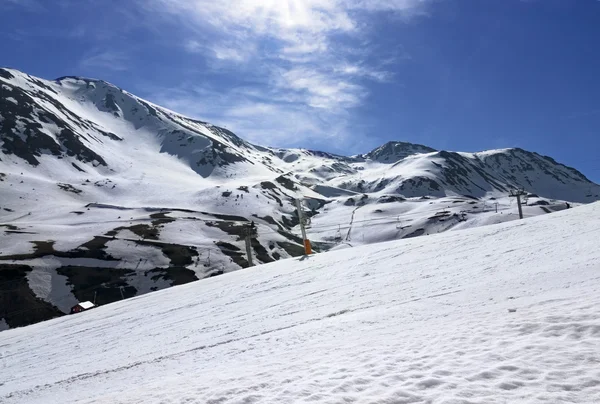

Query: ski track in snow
left=1, top=204, right=599, bottom=403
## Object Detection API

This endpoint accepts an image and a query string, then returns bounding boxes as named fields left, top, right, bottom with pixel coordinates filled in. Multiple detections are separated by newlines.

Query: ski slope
left=1, top=203, right=599, bottom=403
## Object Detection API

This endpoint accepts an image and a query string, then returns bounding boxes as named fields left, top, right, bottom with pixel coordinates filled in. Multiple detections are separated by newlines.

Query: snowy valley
left=1, top=67, right=599, bottom=330
left=1, top=198, right=599, bottom=403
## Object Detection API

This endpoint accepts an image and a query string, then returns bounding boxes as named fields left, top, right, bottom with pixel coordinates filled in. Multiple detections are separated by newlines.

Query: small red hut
left=70, top=301, right=96, bottom=314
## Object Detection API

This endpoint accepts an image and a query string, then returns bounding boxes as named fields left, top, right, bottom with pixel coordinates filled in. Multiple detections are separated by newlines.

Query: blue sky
left=1, top=0, right=599, bottom=181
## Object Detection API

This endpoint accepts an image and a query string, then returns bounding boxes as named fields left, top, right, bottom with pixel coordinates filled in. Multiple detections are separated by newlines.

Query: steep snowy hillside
left=1, top=203, right=599, bottom=404
left=1, top=67, right=599, bottom=330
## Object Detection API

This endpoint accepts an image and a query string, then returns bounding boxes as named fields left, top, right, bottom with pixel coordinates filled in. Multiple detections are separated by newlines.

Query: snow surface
left=1, top=203, right=599, bottom=403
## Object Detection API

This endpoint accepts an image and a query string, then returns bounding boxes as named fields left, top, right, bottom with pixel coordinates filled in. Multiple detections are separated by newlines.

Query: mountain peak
left=364, top=140, right=436, bottom=163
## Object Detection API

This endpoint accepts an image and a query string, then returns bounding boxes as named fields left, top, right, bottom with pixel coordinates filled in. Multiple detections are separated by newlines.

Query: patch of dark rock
left=106, top=224, right=160, bottom=240
left=0, top=69, right=15, bottom=79
left=310, top=241, right=331, bottom=253
left=79, top=236, right=111, bottom=253
left=71, top=211, right=85, bottom=215
left=276, top=241, right=305, bottom=257
left=377, top=195, right=406, bottom=204
left=403, top=228, right=426, bottom=239
left=71, top=162, right=86, bottom=172
left=0, top=173, right=6, bottom=181
left=5, top=230, right=36, bottom=234
left=222, top=191, right=232, bottom=197
left=252, top=214, right=283, bottom=231
left=397, top=177, right=444, bottom=197
left=260, top=181, right=277, bottom=190
left=103, top=131, right=122, bottom=141
left=0, top=84, right=63, bottom=164
left=215, top=241, right=241, bottom=251
left=208, top=213, right=248, bottom=222
left=0, top=264, right=64, bottom=329
left=205, top=125, right=246, bottom=148
left=237, top=185, right=249, bottom=193
left=251, top=238, right=274, bottom=263
left=529, top=200, right=550, bottom=206
left=3, top=208, right=14, bottom=212
left=57, top=128, right=107, bottom=166
left=192, top=138, right=249, bottom=174
left=0, top=238, right=118, bottom=262
left=344, top=198, right=356, bottom=206
left=138, top=99, right=160, bottom=118
left=103, top=93, right=120, bottom=114
left=30, top=78, right=58, bottom=94
left=214, top=242, right=249, bottom=268
left=428, top=211, right=451, bottom=221
left=269, top=193, right=283, bottom=207
left=280, top=215, right=299, bottom=229
left=32, top=240, right=57, bottom=255
left=0, top=224, right=19, bottom=231
left=57, top=265, right=137, bottom=306
left=275, top=175, right=297, bottom=191
left=206, top=221, right=248, bottom=240
left=156, top=243, right=199, bottom=267
left=146, top=267, right=198, bottom=285
left=150, top=212, right=176, bottom=226
left=58, top=183, right=83, bottom=194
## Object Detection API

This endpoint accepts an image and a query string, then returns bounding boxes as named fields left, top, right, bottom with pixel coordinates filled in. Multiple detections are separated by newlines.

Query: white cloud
left=278, top=67, right=364, bottom=109
left=140, top=0, right=429, bottom=146
left=184, top=39, right=202, bottom=53
left=2, top=0, right=45, bottom=12
left=184, top=39, right=255, bottom=62
left=212, top=45, right=251, bottom=62
left=150, top=86, right=352, bottom=149
left=334, top=63, right=392, bottom=82
left=149, top=0, right=426, bottom=40
left=79, top=50, right=129, bottom=71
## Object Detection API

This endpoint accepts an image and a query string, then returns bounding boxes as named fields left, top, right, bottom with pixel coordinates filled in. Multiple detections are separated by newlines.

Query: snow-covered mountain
left=1, top=67, right=599, bottom=330
left=2, top=201, right=599, bottom=403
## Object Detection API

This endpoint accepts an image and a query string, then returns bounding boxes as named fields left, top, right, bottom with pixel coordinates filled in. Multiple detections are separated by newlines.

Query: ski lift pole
left=245, top=222, right=256, bottom=267
left=509, top=188, right=526, bottom=219
left=296, top=198, right=312, bottom=255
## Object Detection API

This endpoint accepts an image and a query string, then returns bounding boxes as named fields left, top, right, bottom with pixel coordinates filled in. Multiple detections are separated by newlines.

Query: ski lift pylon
left=396, top=216, right=403, bottom=229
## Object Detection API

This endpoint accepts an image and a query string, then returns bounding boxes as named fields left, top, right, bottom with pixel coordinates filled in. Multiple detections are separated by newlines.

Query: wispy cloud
left=563, top=109, right=600, bottom=120
left=150, top=82, right=357, bottom=150
left=79, top=50, right=130, bottom=72
left=1, top=0, right=45, bottom=12
left=139, top=0, right=430, bottom=148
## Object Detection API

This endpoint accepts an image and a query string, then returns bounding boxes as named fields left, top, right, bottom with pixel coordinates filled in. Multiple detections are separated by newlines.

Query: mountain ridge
left=2, top=67, right=593, bottom=179
left=1, top=67, right=599, bottom=330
